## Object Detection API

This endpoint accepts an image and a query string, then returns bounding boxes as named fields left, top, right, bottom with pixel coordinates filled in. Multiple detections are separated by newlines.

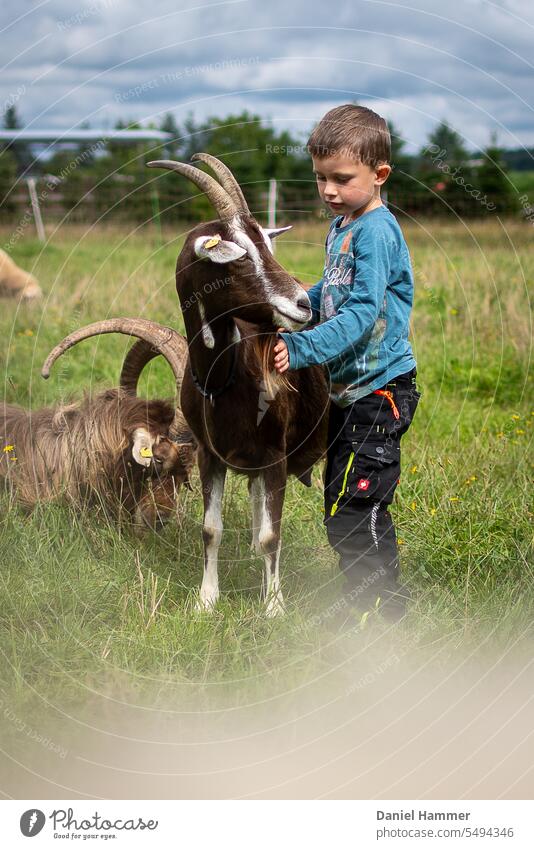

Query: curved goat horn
left=119, top=338, right=164, bottom=395
left=147, top=159, right=239, bottom=221
left=190, top=152, right=251, bottom=216
left=41, top=318, right=189, bottom=438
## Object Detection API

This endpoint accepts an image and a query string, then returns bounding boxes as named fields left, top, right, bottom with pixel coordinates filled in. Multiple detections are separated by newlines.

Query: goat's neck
left=186, top=312, right=237, bottom=391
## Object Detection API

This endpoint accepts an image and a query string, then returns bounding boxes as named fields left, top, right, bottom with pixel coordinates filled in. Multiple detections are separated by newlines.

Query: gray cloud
left=1, top=0, right=533, bottom=151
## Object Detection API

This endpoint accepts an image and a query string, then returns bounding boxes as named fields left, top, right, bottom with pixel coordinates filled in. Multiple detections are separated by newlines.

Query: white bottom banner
left=2, top=799, right=533, bottom=847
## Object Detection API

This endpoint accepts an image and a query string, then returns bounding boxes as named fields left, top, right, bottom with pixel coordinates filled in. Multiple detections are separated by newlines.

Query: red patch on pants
left=357, top=478, right=370, bottom=491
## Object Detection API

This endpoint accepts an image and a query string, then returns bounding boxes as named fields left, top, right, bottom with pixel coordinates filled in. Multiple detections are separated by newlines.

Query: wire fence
left=0, top=175, right=526, bottom=242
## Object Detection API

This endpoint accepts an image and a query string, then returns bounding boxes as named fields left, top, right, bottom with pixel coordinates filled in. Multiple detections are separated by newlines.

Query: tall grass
left=0, top=218, right=532, bottom=733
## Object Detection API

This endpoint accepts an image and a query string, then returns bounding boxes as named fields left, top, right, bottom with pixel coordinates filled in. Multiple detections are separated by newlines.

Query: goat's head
left=147, top=154, right=312, bottom=332
left=42, top=317, right=196, bottom=527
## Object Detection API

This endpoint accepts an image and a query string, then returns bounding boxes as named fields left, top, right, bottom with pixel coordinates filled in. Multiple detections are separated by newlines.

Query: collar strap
left=189, top=343, right=238, bottom=406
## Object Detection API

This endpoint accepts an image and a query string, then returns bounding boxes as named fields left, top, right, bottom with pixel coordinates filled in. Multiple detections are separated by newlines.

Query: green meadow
left=0, top=218, right=532, bottom=735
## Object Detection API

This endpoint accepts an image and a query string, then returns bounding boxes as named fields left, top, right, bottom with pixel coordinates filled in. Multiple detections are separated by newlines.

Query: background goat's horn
left=147, top=159, right=239, bottom=221
left=190, top=153, right=251, bottom=216
left=41, top=318, right=189, bottom=436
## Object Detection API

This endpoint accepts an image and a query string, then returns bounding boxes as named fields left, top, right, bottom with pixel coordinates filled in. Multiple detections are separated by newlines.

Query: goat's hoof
left=265, top=595, right=285, bottom=618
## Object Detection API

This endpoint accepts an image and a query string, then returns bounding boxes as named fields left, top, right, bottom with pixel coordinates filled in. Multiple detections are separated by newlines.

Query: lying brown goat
left=1, top=318, right=195, bottom=529
left=0, top=248, right=42, bottom=300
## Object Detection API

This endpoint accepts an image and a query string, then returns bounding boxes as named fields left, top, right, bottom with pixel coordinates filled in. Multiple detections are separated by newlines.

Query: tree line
left=0, top=105, right=526, bottom=224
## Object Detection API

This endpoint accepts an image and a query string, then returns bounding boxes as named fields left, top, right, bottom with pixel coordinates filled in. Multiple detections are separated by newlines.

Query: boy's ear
left=375, top=163, right=392, bottom=186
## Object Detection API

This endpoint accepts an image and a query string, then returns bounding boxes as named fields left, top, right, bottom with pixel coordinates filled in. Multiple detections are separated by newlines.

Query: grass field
left=0, top=217, right=533, bottom=793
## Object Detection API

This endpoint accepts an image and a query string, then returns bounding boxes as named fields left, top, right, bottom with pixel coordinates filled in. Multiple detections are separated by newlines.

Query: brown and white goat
left=148, top=154, right=329, bottom=614
left=1, top=318, right=195, bottom=529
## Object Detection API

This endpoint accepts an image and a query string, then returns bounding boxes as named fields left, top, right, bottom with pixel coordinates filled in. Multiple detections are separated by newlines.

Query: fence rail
left=0, top=175, right=524, bottom=241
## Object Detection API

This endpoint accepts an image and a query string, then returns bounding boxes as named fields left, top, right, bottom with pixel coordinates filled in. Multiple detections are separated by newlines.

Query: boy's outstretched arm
left=273, top=230, right=391, bottom=373
left=272, top=278, right=324, bottom=374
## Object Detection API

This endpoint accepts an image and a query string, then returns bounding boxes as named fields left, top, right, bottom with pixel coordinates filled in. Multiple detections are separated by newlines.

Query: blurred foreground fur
left=0, top=248, right=42, bottom=300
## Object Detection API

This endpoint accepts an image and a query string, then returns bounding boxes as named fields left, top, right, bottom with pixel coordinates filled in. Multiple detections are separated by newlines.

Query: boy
left=273, top=104, right=420, bottom=621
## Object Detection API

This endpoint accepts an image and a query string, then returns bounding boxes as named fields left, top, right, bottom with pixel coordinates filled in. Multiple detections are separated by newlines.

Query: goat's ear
left=132, top=427, right=154, bottom=467
left=194, top=235, right=247, bottom=264
left=262, top=225, right=292, bottom=240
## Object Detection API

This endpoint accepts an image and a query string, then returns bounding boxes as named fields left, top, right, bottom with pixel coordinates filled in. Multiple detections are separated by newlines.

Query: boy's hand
left=273, top=334, right=290, bottom=374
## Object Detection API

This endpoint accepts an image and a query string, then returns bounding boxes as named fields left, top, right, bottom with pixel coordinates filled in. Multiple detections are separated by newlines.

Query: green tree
left=0, top=146, right=18, bottom=218
left=476, top=134, right=517, bottom=215
left=181, top=110, right=314, bottom=220
left=425, top=121, right=469, bottom=163
left=3, top=105, right=21, bottom=131
left=85, top=120, right=157, bottom=224
left=417, top=120, right=476, bottom=216
left=2, top=104, right=32, bottom=173
left=386, top=121, right=418, bottom=214
left=159, top=113, right=182, bottom=158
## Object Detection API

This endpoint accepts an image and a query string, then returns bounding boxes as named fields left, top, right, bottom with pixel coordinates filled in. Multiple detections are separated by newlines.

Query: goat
left=0, top=248, right=42, bottom=300
left=1, top=318, right=195, bottom=529
left=148, top=153, right=329, bottom=614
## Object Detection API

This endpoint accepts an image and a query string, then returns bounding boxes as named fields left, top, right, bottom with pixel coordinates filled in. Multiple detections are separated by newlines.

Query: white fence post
left=268, top=178, right=277, bottom=253
left=26, top=177, right=45, bottom=242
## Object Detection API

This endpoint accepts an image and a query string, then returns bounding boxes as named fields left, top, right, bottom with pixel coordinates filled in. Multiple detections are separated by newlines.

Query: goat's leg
left=248, top=475, right=262, bottom=554
left=198, top=448, right=226, bottom=611
left=252, top=465, right=286, bottom=617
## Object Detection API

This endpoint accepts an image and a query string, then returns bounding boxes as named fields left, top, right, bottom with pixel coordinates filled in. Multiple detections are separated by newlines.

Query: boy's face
left=312, top=152, right=391, bottom=219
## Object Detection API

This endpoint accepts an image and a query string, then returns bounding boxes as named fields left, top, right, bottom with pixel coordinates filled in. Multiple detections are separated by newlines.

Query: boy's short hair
left=307, top=104, right=391, bottom=168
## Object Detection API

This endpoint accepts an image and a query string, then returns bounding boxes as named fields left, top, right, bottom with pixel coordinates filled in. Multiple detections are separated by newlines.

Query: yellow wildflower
left=449, top=496, right=460, bottom=502
left=516, top=429, right=525, bottom=435
left=430, top=508, right=437, bottom=516
left=410, top=465, right=418, bottom=474
left=398, top=538, right=405, bottom=546
left=3, top=445, right=14, bottom=452
left=450, top=308, right=458, bottom=315
left=496, top=432, right=504, bottom=438
left=410, top=501, right=417, bottom=510
left=511, top=414, right=520, bottom=420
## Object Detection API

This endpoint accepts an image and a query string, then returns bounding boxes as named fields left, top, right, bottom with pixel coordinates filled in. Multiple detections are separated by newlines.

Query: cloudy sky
left=1, top=0, right=533, bottom=153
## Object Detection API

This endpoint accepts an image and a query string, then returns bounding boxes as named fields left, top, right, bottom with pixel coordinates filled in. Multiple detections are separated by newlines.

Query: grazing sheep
left=1, top=318, right=196, bottom=529
left=0, top=249, right=42, bottom=300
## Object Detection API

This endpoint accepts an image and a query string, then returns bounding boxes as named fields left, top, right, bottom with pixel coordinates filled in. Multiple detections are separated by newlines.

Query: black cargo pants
left=324, top=368, right=420, bottom=605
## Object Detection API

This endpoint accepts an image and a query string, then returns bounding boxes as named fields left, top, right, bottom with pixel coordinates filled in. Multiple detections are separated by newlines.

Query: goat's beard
left=250, top=333, right=297, bottom=399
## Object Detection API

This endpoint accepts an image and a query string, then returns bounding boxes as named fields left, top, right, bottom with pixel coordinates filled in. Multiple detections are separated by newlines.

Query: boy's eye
left=315, top=174, right=326, bottom=182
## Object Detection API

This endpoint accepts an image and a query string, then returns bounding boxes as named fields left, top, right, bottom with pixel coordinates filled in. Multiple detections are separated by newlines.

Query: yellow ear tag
left=140, top=446, right=153, bottom=458
left=204, top=235, right=221, bottom=250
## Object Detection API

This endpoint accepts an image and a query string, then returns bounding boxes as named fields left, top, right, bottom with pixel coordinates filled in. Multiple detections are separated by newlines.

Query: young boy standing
left=273, top=104, right=420, bottom=621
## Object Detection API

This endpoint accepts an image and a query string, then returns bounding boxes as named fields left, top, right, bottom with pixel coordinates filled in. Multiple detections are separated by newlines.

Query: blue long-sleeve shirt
left=282, top=205, right=416, bottom=406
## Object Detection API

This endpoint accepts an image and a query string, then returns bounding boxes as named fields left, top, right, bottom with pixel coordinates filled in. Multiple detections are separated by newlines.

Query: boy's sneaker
left=351, top=583, right=411, bottom=624
left=375, top=584, right=412, bottom=622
